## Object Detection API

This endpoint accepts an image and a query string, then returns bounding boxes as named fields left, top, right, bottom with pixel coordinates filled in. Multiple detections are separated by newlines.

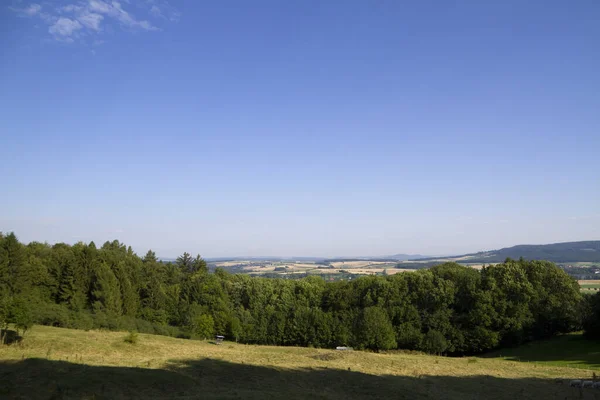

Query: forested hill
left=416, top=241, right=600, bottom=263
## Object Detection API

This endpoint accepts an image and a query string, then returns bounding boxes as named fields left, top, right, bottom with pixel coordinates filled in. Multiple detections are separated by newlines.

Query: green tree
left=1, top=233, right=25, bottom=293
left=58, top=258, right=86, bottom=311
left=189, top=310, right=214, bottom=340
left=193, top=254, right=208, bottom=274
left=91, top=262, right=122, bottom=314
left=177, top=252, right=194, bottom=273
left=10, top=297, right=34, bottom=337
left=355, top=306, right=396, bottom=351
left=420, top=330, right=448, bottom=355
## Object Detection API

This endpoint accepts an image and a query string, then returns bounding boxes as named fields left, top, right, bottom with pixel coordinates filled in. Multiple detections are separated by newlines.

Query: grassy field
left=578, top=280, right=600, bottom=293
left=484, top=334, right=600, bottom=371
left=1, top=326, right=599, bottom=399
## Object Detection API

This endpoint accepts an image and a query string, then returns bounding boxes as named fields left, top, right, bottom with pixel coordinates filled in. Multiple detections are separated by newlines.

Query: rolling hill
left=413, top=241, right=600, bottom=264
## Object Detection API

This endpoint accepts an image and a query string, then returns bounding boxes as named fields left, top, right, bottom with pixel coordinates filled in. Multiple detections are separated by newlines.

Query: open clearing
left=0, top=326, right=598, bottom=399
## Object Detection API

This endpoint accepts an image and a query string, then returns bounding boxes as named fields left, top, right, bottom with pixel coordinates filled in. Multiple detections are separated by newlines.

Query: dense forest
left=0, top=232, right=594, bottom=354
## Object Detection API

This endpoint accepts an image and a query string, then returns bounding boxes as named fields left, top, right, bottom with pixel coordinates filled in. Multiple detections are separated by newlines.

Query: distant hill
left=204, top=256, right=325, bottom=262
left=414, top=241, right=600, bottom=264
left=386, top=253, right=428, bottom=261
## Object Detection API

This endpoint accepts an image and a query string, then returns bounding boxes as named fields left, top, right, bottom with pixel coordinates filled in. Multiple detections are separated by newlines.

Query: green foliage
left=355, top=307, right=396, bottom=351
left=10, top=297, right=34, bottom=337
left=91, top=262, right=122, bottom=314
left=191, top=314, right=214, bottom=340
left=420, top=330, right=448, bottom=355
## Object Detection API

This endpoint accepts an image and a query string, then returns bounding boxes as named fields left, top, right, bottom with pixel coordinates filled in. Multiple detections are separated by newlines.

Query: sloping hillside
left=416, top=241, right=600, bottom=263
left=0, top=325, right=597, bottom=399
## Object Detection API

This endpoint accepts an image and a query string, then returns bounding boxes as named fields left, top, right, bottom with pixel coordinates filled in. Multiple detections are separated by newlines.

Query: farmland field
left=0, top=325, right=598, bottom=399
left=578, top=280, right=600, bottom=293
left=211, top=259, right=401, bottom=279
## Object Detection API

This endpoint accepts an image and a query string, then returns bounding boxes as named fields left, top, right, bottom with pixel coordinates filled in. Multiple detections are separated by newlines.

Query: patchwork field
left=1, top=325, right=598, bottom=399
left=211, top=260, right=403, bottom=279
left=578, top=280, right=600, bottom=293
left=210, top=259, right=594, bottom=282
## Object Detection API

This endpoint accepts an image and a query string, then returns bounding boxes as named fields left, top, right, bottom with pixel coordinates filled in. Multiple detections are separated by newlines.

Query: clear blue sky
left=1, top=0, right=599, bottom=257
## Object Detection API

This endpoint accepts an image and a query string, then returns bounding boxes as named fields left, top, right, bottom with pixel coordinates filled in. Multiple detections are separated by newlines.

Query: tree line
left=0, top=232, right=590, bottom=354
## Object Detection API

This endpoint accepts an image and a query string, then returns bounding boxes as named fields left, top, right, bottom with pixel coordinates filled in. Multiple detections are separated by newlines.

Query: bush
left=139, top=308, right=169, bottom=325
left=420, top=330, right=448, bottom=355
left=119, top=316, right=137, bottom=332
left=155, top=324, right=182, bottom=338
left=134, top=318, right=155, bottom=335
left=10, top=298, right=34, bottom=337
left=69, top=311, right=94, bottom=331
left=124, top=330, right=139, bottom=344
left=35, top=303, right=71, bottom=327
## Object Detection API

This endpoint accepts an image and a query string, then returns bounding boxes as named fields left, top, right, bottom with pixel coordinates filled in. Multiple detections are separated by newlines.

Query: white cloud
left=60, top=4, right=83, bottom=13
left=11, top=3, right=42, bottom=16
left=49, top=17, right=82, bottom=37
left=87, top=0, right=111, bottom=14
left=24, top=3, right=42, bottom=16
left=78, top=12, right=103, bottom=30
left=147, top=0, right=180, bottom=22
left=12, top=0, right=178, bottom=43
left=150, top=5, right=162, bottom=17
left=88, top=0, right=156, bottom=30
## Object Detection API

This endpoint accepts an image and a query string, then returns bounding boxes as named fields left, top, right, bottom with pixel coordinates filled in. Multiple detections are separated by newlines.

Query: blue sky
left=1, top=0, right=599, bottom=257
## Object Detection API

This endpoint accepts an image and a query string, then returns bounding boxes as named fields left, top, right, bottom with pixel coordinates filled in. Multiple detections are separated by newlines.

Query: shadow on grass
left=0, top=357, right=599, bottom=400
left=0, top=330, right=22, bottom=345
left=482, top=334, right=600, bottom=370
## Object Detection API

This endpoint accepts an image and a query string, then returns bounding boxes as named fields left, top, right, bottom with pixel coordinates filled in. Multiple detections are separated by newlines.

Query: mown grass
left=484, top=333, right=600, bottom=371
left=0, top=325, right=598, bottom=399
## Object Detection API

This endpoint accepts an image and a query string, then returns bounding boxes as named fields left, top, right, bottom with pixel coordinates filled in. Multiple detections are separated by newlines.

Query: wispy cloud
left=146, top=0, right=180, bottom=22
left=88, top=0, right=157, bottom=30
left=78, top=11, right=104, bottom=31
left=149, top=5, right=162, bottom=18
left=48, top=17, right=82, bottom=41
left=24, top=3, right=42, bottom=15
left=11, top=0, right=179, bottom=43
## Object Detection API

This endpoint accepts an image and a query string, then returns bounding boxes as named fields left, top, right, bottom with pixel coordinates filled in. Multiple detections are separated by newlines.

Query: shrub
left=134, top=318, right=155, bottom=335
left=124, top=330, right=139, bottom=344
left=420, top=330, right=448, bottom=355
left=11, top=298, right=34, bottom=337
left=69, top=311, right=94, bottom=331
left=35, top=303, right=70, bottom=327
